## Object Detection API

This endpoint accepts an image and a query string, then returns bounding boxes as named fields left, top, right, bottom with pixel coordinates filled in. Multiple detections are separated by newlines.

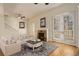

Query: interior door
left=64, top=14, right=73, bottom=40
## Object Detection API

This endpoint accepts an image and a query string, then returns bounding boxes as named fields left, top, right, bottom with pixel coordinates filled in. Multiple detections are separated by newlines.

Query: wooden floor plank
left=0, top=49, right=4, bottom=56
left=0, top=41, right=79, bottom=56
left=48, top=41, right=79, bottom=56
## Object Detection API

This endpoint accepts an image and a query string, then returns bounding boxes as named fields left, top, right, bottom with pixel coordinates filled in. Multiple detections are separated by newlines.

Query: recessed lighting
left=45, top=3, right=49, bottom=5
left=34, top=3, right=38, bottom=5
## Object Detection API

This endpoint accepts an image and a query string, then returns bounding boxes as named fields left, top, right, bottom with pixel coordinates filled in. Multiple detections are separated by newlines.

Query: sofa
left=0, top=36, right=21, bottom=56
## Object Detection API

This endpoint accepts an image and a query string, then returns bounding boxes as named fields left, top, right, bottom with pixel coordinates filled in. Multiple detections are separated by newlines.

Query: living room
left=0, top=3, right=79, bottom=56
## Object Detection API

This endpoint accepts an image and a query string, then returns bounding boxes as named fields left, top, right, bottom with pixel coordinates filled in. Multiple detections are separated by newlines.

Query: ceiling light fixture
left=34, top=3, right=38, bottom=5
left=17, top=14, right=26, bottom=19
left=21, top=16, right=26, bottom=19
left=34, top=3, right=49, bottom=5
left=45, top=3, right=49, bottom=5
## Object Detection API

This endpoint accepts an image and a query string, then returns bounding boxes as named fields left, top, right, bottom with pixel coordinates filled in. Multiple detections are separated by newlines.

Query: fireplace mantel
left=37, top=28, right=48, bottom=42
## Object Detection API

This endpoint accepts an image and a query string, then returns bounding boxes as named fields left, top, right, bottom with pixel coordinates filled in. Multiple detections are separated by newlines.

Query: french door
left=53, top=13, right=74, bottom=40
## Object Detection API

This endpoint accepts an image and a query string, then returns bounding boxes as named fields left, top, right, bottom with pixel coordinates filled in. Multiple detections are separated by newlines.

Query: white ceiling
left=4, top=3, right=62, bottom=18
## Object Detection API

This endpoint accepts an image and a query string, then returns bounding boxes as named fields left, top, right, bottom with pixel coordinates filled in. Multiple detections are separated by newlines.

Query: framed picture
left=40, top=17, right=46, bottom=27
left=19, top=22, right=25, bottom=28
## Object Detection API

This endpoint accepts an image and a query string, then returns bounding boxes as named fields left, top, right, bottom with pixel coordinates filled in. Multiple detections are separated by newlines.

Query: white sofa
left=0, top=34, right=41, bottom=55
left=0, top=36, right=21, bottom=56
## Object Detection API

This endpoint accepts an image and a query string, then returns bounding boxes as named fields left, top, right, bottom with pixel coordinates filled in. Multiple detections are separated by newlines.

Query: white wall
left=29, top=4, right=79, bottom=46
left=5, top=15, right=28, bottom=36
left=5, top=16, right=19, bottom=30
left=78, top=6, right=79, bottom=47
left=0, top=4, right=4, bottom=36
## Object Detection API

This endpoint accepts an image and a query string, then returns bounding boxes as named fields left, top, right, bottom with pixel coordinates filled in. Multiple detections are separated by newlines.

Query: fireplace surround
left=37, top=30, right=47, bottom=41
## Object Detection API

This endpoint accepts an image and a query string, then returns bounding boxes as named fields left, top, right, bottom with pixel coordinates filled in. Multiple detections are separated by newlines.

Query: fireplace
left=37, top=30, right=47, bottom=41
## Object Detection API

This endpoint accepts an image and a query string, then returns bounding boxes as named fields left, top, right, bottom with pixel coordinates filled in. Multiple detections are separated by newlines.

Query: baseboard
left=51, top=39, right=77, bottom=47
left=47, top=39, right=78, bottom=48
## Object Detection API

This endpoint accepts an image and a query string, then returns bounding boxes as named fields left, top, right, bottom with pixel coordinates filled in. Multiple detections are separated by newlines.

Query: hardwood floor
left=0, top=41, right=79, bottom=56
left=0, top=49, right=4, bottom=56
left=48, top=41, right=79, bottom=56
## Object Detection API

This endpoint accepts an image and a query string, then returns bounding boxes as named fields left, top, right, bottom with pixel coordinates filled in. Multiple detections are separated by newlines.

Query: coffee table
left=26, top=40, right=43, bottom=51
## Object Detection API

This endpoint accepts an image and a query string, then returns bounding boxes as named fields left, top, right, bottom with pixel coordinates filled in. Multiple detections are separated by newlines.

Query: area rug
left=11, top=42, right=57, bottom=56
